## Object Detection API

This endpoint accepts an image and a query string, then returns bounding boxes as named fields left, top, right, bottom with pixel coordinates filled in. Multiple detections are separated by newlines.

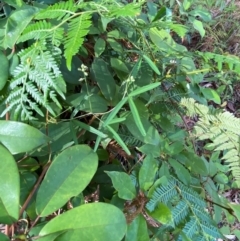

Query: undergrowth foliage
left=0, top=0, right=240, bottom=241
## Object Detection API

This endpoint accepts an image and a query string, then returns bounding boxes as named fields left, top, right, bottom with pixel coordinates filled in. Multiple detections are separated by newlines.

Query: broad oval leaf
left=91, top=58, right=116, bottom=101
left=0, top=121, right=48, bottom=154
left=0, top=51, right=9, bottom=90
left=39, top=203, right=127, bottom=241
left=106, top=171, right=136, bottom=200
left=36, top=145, right=98, bottom=217
left=0, top=145, right=20, bottom=224
left=139, top=155, right=158, bottom=191
left=4, top=6, right=38, bottom=48
left=125, top=214, right=149, bottom=241
left=0, top=233, right=10, bottom=241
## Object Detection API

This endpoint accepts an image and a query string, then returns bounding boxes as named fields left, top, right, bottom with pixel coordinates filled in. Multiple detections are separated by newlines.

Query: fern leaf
left=146, top=179, right=177, bottom=211
left=109, top=3, right=141, bottom=17
left=172, top=200, right=189, bottom=226
left=179, top=184, right=206, bottom=208
left=35, top=0, right=76, bottom=20
left=18, top=20, right=52, bottom=43
left=199, top=222, right=222, bottom=239
left=64, top=13, right=91, bottom=70
left=178, top=217, right=199, bottom=241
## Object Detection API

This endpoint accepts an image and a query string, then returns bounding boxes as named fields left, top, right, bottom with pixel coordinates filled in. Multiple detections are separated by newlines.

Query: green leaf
left=149, top=28, right=187, bottom=54
left=0, top=145, right=20, bottom=224
left=192, top=19, right=205, bottom=38
left=94, top=38, right=106, bottom=57
left=106, top=171, right=136, bottom=200
left=106, top=125, right=131, bottom=155
left=0, top=233, right=10, bottom=241
left=200, top=87, right=221, bottom=104
left=139, top=155, right=158, bottom=191
left=64, top=14, right=91, bottom=70
left=111, top=58, right=129, bottom=80
left=129, top=82, right=160, bottom=97
left=3, top=6, right=38, bottom=48
left=128, top=97, right=146, bottom=136
left=213, top=173, right=228, bottom=184
left=0, top=51, right=9, bottom=90
left=39, top=203, right=127, bottom=241
left=189, top=9, right=211, bottom=22
left=228, top=203, right=240, bottom=222
left=168, top=158, right=190, bottom=185
left=125, top=214, right=149, bottom=241
left=107, top=38, right=123, bottom=52
left=80, top=94, right=108, bottom=113
left=142, top=55, right=160, bottom=75
left=179, top=150, right=208, bottom=175
left=91, top=58, right=116, bottom=101
left=36, top=145, right=98, bottom=217
left=73, top=120, right=107, bottom=138
left=103, top=97, right=128, bottom=127
left=148, top=202, right=172, bottom=224
left=0, top=121, right=48, bottom=154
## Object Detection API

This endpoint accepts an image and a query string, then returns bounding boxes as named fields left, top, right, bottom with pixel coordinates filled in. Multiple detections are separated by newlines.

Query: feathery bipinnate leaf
left=64, top=14, right=92, bottom=70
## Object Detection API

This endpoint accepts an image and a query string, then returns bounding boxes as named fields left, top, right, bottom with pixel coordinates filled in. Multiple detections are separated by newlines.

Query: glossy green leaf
left=139, top=155, right=158, bottom=191
left=107, top=38, right=123, bottom=52
left=142, top=55, right=160, bottom=75
left=0, top=233, right=10, bottom=241
left=4, top=0, right=23, bottom=7
left=128, top=97, right=146, bottom=136
left=125, top=214, right=149, bottom=241
left=36, top=145, right=98, bottom=217
left=168, top=158, right=190, bottom=185
left=79, top=94, right=108, bottom=113
left=35, top=232, right=67, bottom=241
left=4, top=6, right=38, bottom=48
left=148, top=202, right=172, bottom=224
left=0, top=121, right=48, bottom=154
left=92, top=58, right=116, bottom=100
left=94, top=38, right=106, bottom=57
left=0, top=145, right=20, bottom=224
left=106, top=171, right=136, bottom=200
left=0, top=51, right=9, bottom=90
left=129, top=82, right=160, bottom=97
left=39, top=203, right=127, bottom=241
left=111, top=58, right=129, bottom=80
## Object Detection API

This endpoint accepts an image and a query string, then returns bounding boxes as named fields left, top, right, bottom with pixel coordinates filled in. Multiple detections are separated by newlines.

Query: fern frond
left=64, top=13, right=91, bottom=70
left=1, top=41, right=66, bottom=120
left=197, top=51, right=240, bottom=73
left=179, top=184, right=206, bottom=208
left=18, top=20, right=52, bottom=43
left=177, top=217, right=199, bottom=241
left=146, top=179, right=177, bottom=211
left=181, top=97, right=240, bottom=186
left=172, top=200, right=189, bottom=226
left=199, top=222, right=222, bottom=240
left=35, top=0, right=77, bottom=20
left=109, top=2, right=141, bottom=17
